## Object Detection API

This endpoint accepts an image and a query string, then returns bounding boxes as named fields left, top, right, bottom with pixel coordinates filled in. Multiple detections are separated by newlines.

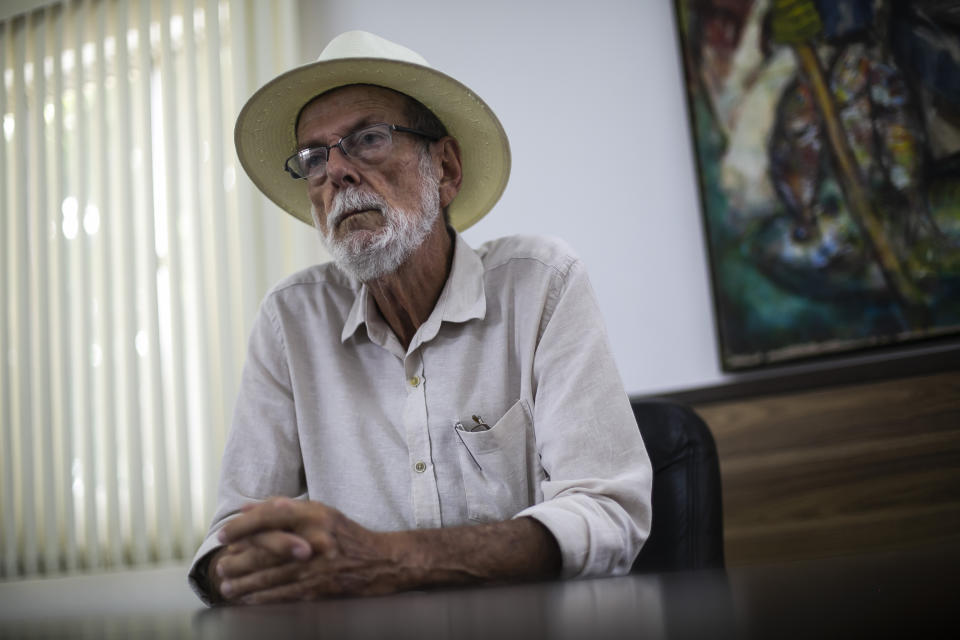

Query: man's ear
left=434, top=136, right=463, bottom=209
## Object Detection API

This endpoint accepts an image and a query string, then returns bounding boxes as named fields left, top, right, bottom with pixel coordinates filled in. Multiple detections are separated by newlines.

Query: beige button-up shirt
left=190, top=233, right=651, bottom=599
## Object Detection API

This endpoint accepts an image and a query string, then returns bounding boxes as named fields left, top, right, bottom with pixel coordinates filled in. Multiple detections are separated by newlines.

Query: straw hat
left=234, top=31, right=511, bottom=231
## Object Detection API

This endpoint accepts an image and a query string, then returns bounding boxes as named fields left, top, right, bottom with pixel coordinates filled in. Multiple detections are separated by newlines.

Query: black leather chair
left=630, top=399, right=725, bottom=572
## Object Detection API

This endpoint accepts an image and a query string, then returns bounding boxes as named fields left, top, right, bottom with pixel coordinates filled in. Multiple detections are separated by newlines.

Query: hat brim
left=234, top=57, right=511, bottom=232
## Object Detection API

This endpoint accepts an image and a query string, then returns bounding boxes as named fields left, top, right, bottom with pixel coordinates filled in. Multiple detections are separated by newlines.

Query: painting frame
left=673, top=0, right=960, bottom=371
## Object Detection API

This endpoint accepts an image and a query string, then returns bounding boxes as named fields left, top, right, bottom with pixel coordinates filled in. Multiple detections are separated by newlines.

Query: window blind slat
left=73, top=0, right=100, bottom=571
left=91, top=0, right=124, bottom=570
left=114, top=0, right=148, bottom=567
left=12, top=13, right=39, bottom=578
left=136, top=0, right=172, bottom=564
left=159, top=0, right=195, bottom=553
left=28, top=6, right=60, bottom=576
left=180, top=0, right=215, bottom=526
left=0, top=17, right=16, bottom=581
left=203, top=0, right=233, bottom=492
left=49, top=1, right=79, bottom=574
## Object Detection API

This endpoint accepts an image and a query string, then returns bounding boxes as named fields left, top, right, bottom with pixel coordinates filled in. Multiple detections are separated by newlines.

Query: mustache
left=327, top=189, right=388, bottom=229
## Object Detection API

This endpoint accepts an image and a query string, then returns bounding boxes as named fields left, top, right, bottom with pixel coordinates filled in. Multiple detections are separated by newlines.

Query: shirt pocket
left=454, top=399, right=537, bottom=523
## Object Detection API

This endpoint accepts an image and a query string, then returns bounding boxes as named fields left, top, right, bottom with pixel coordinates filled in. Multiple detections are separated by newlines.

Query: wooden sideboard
left=689, top=370, right=960, bottom=566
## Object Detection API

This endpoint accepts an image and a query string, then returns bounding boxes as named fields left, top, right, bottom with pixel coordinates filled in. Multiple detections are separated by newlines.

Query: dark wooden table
left=1, top=543, right=956, bottom=639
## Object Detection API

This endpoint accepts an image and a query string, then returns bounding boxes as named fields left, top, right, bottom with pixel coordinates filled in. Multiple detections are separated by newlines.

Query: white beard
left=311, top=152, right=441, bottom=282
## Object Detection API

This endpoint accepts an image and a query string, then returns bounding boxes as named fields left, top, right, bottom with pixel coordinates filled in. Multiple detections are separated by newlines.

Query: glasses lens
left=284, top=124, right=397, bottom=180
left=287, top=147, right=328, bottom=179
left=342, top=124, right=392, bottom=162
left=301, top=148, right=328, bottom=178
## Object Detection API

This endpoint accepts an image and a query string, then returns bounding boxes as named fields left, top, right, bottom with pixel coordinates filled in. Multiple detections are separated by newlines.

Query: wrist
left=382, top=529, right=429, bottom=588
left=383, top=527, right=489, bottom=588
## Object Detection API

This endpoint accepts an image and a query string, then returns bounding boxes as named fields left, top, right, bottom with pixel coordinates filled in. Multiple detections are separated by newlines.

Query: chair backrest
left=630, top=399, right=725, bottom=572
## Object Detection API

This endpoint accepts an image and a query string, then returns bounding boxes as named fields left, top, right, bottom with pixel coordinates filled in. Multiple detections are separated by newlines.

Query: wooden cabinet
left=692, top=371, right=960, bottom=565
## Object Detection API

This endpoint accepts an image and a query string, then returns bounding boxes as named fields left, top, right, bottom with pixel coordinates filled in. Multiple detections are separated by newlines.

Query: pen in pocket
left=454, top=416, right=488, bottom=470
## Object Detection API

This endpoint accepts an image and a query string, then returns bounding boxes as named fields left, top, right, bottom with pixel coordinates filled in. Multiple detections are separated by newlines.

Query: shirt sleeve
left=514, top=257, right=652, bottom=578
left=187, top=297, right=306, bottom=604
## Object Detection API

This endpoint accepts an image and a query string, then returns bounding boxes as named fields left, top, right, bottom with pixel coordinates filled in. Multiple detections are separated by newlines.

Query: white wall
left=296, top=0, right=954, bottom=395
left=298, top=0, right=721, bottom=395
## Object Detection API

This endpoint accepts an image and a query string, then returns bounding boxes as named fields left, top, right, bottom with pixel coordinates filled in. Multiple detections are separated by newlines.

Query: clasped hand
left=211, top=498, right=412, bottom=605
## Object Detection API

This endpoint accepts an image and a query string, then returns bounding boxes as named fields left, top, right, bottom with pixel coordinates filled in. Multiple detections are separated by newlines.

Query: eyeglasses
left=284, top=122, right=440, bottom=180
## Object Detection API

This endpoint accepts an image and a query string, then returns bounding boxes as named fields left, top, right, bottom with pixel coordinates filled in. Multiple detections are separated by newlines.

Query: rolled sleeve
left=518, top=257, right=652, bottom=577
left=188, top=298, right=306, bottom=603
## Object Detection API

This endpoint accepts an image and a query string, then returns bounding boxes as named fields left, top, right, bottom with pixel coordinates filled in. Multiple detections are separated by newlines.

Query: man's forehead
left=296, top=84, right=410, bottom=139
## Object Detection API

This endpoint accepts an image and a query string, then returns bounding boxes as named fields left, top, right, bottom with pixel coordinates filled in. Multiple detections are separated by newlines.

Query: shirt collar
left=341, top=231, right=487, bottom=345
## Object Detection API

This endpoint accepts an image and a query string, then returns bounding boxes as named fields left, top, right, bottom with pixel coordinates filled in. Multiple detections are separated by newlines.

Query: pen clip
left=469, top=414, right=489, bottom=432
left=454, top=421, right=483, bottom=470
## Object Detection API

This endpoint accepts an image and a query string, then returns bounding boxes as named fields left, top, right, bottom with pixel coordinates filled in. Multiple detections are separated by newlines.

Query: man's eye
left=303, top=151, right=325, bottom=169
left=355, top=130, right=388, bottom=147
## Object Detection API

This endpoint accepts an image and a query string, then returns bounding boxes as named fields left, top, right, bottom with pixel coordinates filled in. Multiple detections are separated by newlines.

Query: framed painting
left=674, top=0, right=960, bottom=369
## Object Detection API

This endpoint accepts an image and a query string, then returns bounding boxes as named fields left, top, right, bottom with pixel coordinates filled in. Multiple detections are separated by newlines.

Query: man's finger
left=219, top=559, right=310, bottom=600
left=218, top=546, right=284, bottom=580
left=248, top=530, right=313, bottom=560
left=219, top=499, right=341, bottom=561
left=302, top=529, right=339, bottom=559
left=225, top=539, right=251, bottom=554
left=238, top=577, right=320, bottom=605
left=218, top=545, right=273, bottom=579
left=218, top=531, right=313, bottom=578
left=218, top=498, right=305, bottom=543
left=237, top=559, right=397, bottom=604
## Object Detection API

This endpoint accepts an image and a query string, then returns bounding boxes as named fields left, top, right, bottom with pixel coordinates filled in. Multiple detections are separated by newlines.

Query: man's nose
left=325, top=145, right=360, bottom=187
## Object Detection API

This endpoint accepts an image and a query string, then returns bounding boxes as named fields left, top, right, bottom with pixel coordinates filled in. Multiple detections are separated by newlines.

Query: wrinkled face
left=296, top=85, right=442, bottom=281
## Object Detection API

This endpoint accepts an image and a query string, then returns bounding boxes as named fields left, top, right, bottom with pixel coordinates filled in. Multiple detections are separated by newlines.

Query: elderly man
left=189, top=31, right=651, bottom=605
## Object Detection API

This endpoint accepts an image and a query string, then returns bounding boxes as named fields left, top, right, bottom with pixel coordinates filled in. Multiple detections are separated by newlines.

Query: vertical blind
left=0, top=0, right=320, bottom=579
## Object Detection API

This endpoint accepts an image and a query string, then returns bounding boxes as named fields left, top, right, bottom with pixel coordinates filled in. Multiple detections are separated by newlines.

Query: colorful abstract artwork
left=675, top=0, right=960, bottom=369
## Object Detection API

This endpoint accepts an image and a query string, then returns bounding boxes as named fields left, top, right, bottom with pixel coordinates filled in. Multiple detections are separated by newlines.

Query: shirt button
left=414, top=461, right=426, bottom=473
left=408, top=376, right=420, bottom=387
